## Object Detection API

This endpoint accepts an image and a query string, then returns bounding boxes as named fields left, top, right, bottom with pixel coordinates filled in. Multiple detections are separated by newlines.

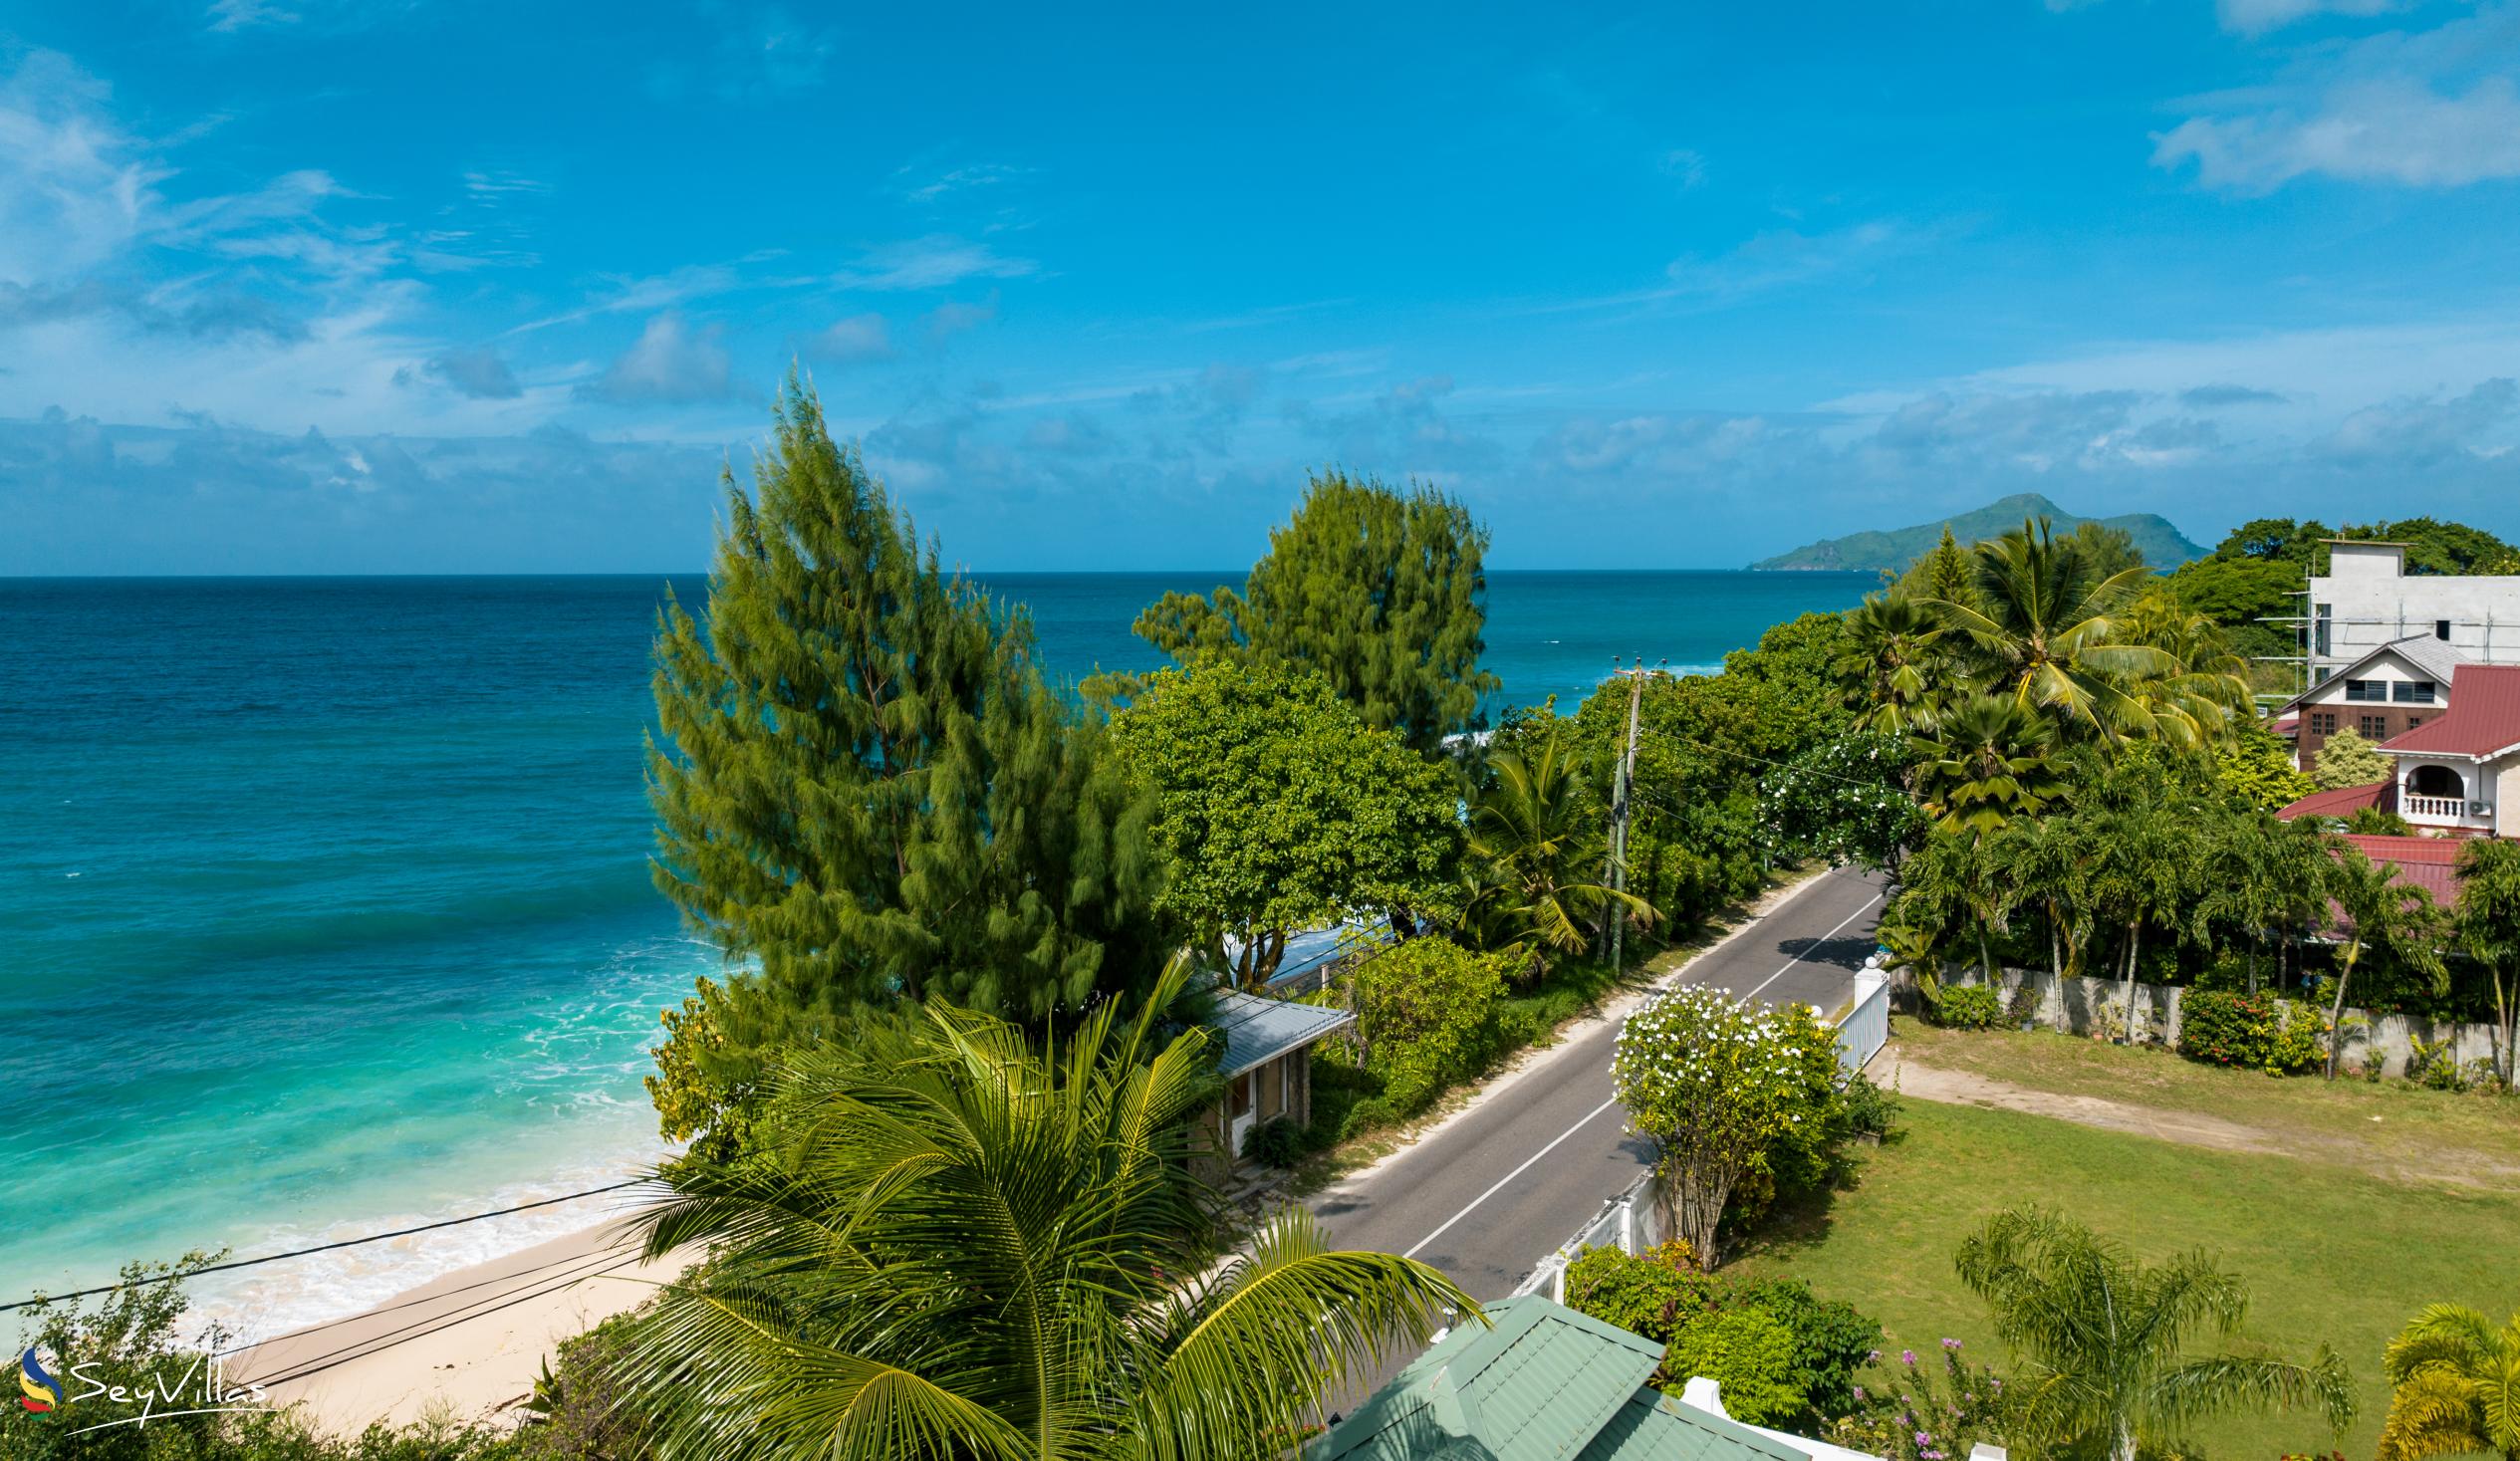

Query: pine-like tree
left=644, top=381, right=1169, bottom=1156
left=1131, top=470, right=1499, bottom=754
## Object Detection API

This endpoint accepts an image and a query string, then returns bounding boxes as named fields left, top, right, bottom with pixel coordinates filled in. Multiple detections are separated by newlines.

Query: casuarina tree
left=644, top=381, right=1171, bottom=1158
left=1132, top=469, right=1499, bottom=754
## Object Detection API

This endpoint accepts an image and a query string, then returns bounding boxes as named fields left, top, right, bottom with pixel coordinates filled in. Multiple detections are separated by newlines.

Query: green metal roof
left=1309, top=1296, right=1809, bottom=1461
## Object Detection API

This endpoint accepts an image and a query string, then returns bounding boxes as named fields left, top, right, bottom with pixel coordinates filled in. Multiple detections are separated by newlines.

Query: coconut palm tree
left=1955, top=1207, right=2355, bottom=1461
left=622, top=957, right=1472, bottom=1461
left=2379, top=1303, right=2520, bottom=1461
left=1911, top=694, right=2067, bottom=837
left=1463, top=719, right=1649, bottom=976
left=1993, top=810, right=2094, bottom=980
left=2323, top=845, right=2447, bottom=1081
left=1928, top=519, right=2194, bottom=746
left=2085, top=799, right=2191, bottom=1044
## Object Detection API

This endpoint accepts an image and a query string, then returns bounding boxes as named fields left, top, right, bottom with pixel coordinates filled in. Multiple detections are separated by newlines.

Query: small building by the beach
left=1199, top=989, right=1353, bottom=1174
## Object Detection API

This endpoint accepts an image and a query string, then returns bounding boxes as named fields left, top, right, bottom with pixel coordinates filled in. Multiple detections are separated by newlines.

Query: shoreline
left=230, top=1216, right=698, bottom=1434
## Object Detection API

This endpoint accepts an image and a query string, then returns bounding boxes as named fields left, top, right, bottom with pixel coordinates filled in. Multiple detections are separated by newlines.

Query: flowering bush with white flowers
left=1613, top=983, right=1845, bottom=1267
left=1758, top=731, right=1923, bottom=872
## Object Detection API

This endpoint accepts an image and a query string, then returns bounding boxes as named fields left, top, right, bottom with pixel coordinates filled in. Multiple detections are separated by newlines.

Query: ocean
left=0, top=570, right=1870, bottom=1336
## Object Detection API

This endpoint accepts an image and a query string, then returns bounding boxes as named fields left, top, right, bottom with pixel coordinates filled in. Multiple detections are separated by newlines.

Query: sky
left=2, top=1, right=2517, bottom=574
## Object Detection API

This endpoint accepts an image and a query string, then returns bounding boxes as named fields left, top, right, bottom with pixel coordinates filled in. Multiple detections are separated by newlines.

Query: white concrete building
left=2307, top=541, right=2520, bottom=680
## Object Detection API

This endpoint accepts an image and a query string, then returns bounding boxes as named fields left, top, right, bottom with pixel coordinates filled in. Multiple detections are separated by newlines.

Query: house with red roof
left=2273, top=631, right=2464, bottom=774
left=2280, top=662, right=2520, bottom=842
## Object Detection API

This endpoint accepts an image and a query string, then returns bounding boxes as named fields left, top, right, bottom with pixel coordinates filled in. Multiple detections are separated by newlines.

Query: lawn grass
left=1895, top=1022, right=2520, bottom=1187
left=1731, top=1097, right=2520, bottom=1461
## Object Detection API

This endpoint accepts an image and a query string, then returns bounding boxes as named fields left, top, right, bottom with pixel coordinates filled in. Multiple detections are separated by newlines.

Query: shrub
left=1665, top=1308, right=1806, bottom=1425
left=1240, top=1115, right=1305, bottom=1168
left=1833, top=1340, right=2027, bottom=1461
left=1835, top=1072, right=1901, bottom=1143
left=1337, top=1095, right=1398, bottom=1140
left=1353, top=937, right=1511, bottom=1116
left=1928, top=983, right=2005, bottom=1031
left=2179, top=990, right=2325, bottom=1076
left=1561, top=1247, right=1882, bottom=1428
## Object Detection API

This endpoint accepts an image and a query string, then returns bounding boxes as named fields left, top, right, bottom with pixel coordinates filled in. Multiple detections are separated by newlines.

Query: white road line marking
left=1401, top=1096, right=1621, bottom=1259
left=1737, top=886, right=1885, bottom=1006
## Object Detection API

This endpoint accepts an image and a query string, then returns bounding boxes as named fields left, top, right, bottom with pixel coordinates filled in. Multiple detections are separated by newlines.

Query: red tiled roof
left=2337, top=834, right=2465, bottom=905
left=2278, top=781, right=2392, bottom=821
left=2382, top=663, right=2520, bottom=757
left=2271, top=713, right=2299, bottom=737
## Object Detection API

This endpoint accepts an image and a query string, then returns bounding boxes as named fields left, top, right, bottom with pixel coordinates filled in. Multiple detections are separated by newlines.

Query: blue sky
left=3, top=1, right=2517, bottom=573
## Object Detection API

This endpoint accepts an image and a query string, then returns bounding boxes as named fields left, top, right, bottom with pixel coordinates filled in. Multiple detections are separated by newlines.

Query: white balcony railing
left=2403, top=793, right=2483, bottom=822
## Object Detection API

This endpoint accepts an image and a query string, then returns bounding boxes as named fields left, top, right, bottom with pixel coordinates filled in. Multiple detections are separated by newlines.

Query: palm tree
left=2379, top=1303, right=2520, bottom=1461
left=622, top=958, right=1472, bottom=1461
left=1464, top=720, right=1649, bottom=976
left=1928, top=519, right=2196, bottom=746
left=1955, top=1207, right=2355, bottom=1461
left=1994, top=811, right=2094, bottom=980
left=2117, top=589, right=2256, bottom=741
left=1835, top=593, right=1950, bottom=736
left=1911, top=694, right=2067, bottom=837
left=2323, top=844, right=2447, bottom=1081
left=2087, top=800, right=2189, bottom=1045
left=2453, top=838, right=2520, bottom=1093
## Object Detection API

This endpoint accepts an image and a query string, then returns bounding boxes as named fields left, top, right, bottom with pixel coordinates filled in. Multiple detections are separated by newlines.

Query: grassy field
left=1732, top=1095, right=2520, bottom=1461
left=1895, top=1023, right=2520, bottom=1185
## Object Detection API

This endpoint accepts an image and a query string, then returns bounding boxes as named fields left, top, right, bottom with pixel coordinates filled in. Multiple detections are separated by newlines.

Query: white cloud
left=924, top=295, right=997, bottom=343
left=2157, top=4, right=2520, bottom=190
left=805, top=312, right=893, bottom=364
left=830, top=235, right=1036, bottom=291
left=582, top=315, right=739, bottom=402
left=2215, top=0, right=2399, bottom=37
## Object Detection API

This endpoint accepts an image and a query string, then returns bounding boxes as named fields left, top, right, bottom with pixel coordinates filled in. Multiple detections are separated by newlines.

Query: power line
left=206, top=1235, right=647, bottom=1360
left=1, top=1179, right=657, bottom=1314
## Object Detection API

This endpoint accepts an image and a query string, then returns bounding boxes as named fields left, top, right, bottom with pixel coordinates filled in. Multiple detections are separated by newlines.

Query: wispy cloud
left=2215, top=0, right=2400, bottom=36
left=829, top=235, right=1037, bottom=291
left=2156, top=4, right=2520, bottom=190
left=804, top=312, right=893, bottom=364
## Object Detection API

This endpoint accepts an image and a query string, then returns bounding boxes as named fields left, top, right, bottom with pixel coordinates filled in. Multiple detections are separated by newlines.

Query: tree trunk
left=1387, top=907, right=1419, bottom=943
left=1670, top=1161, right=1735, bottom=1270
left=2248, top=935, right=2260, bottom=995
left=2119, top=920, right=2143, bottom=1045
left=2494, top=967, right=2515, bottom=1095
left=2325, top=948, right=2359, bottom=1081
left=1976, top=921, right=1996, bottom=985
left=2115, top=1416, right=2139, bottom=1461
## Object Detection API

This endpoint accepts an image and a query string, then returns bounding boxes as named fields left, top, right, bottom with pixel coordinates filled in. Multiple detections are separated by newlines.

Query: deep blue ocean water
left=0, top=570, right=1868, bottom=1333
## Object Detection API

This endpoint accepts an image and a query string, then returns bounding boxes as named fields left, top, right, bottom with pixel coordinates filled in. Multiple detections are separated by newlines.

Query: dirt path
left=1883, top=1044, right=2520, bottom=1191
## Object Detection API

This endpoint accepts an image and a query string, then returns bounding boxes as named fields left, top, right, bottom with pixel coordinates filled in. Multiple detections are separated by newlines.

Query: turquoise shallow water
left=0, top=570, right=1868, bottom=1334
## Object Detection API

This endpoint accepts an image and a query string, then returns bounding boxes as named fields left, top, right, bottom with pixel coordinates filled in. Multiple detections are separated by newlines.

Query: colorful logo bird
left=17, top=1346, right=64, bottom=1412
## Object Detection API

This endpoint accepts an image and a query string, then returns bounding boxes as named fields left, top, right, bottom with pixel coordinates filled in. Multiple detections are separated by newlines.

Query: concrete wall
left=1923, top=965, right=2506, bottom=1079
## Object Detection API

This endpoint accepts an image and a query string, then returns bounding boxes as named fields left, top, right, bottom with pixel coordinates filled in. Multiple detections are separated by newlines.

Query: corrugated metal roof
left=2337, top=834, right=2466, bottom=908
left=2285, top=634, right=2467, bottom=712
left=1309, top=1298, right=1807, bottom=1461
left=1207, top=990, right=1353, bottom=1078
left=2277, top=781, right=2393, bottom=821
left=2381, top=663, right=2520, bottom=758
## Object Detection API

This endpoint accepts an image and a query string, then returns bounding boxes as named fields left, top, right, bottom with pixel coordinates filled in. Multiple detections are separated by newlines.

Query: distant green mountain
left=1750, top=493, right=2206, bottom=573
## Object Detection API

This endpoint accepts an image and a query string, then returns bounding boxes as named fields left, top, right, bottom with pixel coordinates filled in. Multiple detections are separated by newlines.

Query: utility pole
left=1603, top=658, right=1650, bottom=977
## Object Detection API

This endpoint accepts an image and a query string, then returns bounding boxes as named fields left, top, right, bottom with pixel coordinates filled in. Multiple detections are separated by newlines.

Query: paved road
left=1305, top=863, right=1889, bottom=1306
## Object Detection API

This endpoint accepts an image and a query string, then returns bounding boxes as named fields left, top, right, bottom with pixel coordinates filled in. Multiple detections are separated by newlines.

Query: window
left=2310, top=711, right=2338, bottom=735
left=2436, top=619, right=2452, bottom=641
left=2406, top=715, right=2424, bottom=730
left=2394, top=680, right=2436, bottom=704
left=2359, top=714, right=2388, bottom=738
left=2346, top=679, right=2387, bottom=702
left=2315, top=605, right=2333, bottom=657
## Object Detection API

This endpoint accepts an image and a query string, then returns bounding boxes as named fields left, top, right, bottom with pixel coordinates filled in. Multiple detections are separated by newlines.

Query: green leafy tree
left=2323, top=845, right=2447, bottom=1080
left=1760, top=731, right=1924, bottom=872
left=2453, top=838, right=2520, bottom=1092
left=1132, top=470, right=1498, bottom=753
left=1954, top=1207, right=2355, bottom=1461
left=1351, top=936, right=1511, bottom=1112
left=621, top=958, right=1472, bottom=1461
left=2379, top=1303, right=2520, bottom=1461
left=1993, top=810, right=2096, bottom=979
left=2312, top=725, right=2391, bottom=790
left=1612, top=985, right=1842, bottom=1268
left=1114, top=661, right=1460, bottom=988
left=2214, top=716, right=2317, bottom=811
left=2190, top=814, right=2328, bottom=993
left=2087, top=799, right=2191, bottom=1043
left=645, top=384, right=1168, bottom=1157
left=1667, top=1309, right=1807, bottom=1425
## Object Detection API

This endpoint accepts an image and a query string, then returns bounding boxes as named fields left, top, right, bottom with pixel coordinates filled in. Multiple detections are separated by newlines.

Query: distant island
left=1751, top=492, right=2206, bottom=573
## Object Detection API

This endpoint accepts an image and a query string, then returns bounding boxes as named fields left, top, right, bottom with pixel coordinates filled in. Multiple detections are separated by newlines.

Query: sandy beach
left=230, top=1219, right=698, bottom=1434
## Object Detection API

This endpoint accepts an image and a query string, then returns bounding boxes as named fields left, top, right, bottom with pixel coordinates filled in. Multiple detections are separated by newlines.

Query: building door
left=1228, top=1071, right=1255, bottom=1162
